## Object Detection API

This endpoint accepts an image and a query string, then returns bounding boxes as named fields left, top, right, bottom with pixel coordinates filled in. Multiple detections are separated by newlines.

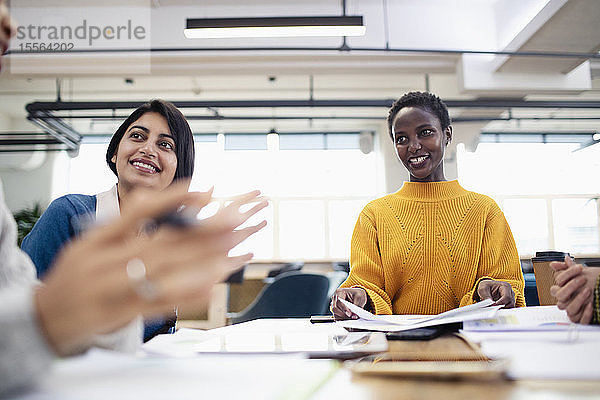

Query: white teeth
left=409, top=155, right=428, bottom=164
left=132, top=161, right=157, bottom=172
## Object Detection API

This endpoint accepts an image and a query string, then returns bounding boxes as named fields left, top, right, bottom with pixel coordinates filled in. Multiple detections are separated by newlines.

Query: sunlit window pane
left=189, top=141, right=221, bottom=192
left=502, top=199, right=549, bottom=255
left=195, top=134, right=217, bottom=142
left=458, top=142, right=600, bottom=256
left=225, top=134, right=267, bottom=150
left=279, top=201, right=325, bottom=259
left=229, top=201, right=274, bottom=260
left=326, top=133, right=360, bottom=149
left=207, top=150, right=275, bottom=197
left=458, top=143, right=600, bottom=195
left=67, top=142, right=116, bottom=195
left=328, top=200, right=369, bottom=259
left=497, top=134, right=543, bottom=143
left=269, top=150, right=376, bottom=197
left=279, top=134, right=324, bottom=150
left=553, top=198, right=599, bottom=254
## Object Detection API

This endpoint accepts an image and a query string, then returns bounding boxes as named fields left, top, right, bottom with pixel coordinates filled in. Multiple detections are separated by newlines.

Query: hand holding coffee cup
left=531, top=251, right=571, bottom=306
left=550, top=257, right=600, bottom=324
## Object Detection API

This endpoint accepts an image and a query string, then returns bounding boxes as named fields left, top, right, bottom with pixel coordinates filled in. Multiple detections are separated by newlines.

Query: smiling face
left=110, top=111, right=178, bottom=193
left=392, top=106, right=452, bottom=182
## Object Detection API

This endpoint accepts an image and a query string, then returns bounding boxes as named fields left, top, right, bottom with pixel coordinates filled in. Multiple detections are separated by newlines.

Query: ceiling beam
left=26, top=99, right=600, bottom=113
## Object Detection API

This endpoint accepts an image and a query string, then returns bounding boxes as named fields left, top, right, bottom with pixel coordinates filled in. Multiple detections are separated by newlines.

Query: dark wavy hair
left=387, top=91, right=451, bottom=139
left=106, top=99, right=195, bottom=182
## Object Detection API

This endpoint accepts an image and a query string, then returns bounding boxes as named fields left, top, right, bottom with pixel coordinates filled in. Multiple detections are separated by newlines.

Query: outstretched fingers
left=221, top=197, right=269, bottom=230
left=85, top=183, right=212, bottom=246
left=227, top=220, right=268, bottom=249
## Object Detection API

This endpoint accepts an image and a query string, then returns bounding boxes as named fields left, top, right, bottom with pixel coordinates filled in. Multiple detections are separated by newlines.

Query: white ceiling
left=1, top=0, right=599, bottom=139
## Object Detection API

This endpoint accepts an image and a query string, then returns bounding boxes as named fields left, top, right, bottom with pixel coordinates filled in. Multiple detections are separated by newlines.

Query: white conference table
left=15, top=318, right=600, bottom=400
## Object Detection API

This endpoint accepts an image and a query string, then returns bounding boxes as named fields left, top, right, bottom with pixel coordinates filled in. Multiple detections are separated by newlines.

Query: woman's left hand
left=476, top=279, right=516, bottom=308
left=550, top=258, right=599, bottom=324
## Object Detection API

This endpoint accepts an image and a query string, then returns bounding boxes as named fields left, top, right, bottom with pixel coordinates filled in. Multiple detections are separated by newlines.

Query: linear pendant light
left=184, top=16, right=365, bottom=39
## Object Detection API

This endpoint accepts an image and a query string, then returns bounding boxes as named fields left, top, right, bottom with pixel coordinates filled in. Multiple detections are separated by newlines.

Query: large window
left=553, top=198, right=599, bottom=254
left=191, top=133, right=378, bottom=260
left=458, top=141, right=600, bottom=256
left=56, top=132, right=380, bottom=261
left=501, top=199, right=549, bottom=256
left=51, top=140, right=117, bottom=200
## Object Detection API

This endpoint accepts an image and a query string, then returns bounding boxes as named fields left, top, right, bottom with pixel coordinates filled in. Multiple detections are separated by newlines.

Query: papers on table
left=336, top=298, right=501, bottom=332
left=463, top=305, right=583, bottom=331
left=459, top=306, right=600, bottom=380
left=479, top=340, right=600, bottom=380
left=461, top=306, right=600, bottom=342
left=143, top=319, right=387, bottom=359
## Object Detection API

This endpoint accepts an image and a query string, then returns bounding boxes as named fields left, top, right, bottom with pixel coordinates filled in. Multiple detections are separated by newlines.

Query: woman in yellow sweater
left=331, top=92, right=525, bottom=319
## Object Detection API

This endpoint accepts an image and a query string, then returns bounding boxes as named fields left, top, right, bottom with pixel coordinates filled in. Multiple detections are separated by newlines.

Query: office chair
left=228, top=271, right=330, bottom=325
left=523, top=273, right=540, bottom=306
left=332, top=261, right=350, bottom=273
left=266, top=261, right=304, bottom=278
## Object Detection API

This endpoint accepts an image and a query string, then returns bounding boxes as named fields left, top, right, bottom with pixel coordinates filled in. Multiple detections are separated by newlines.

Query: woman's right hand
left=35, top=183, right=267, bottom=356
left=330, top=287, right=368, bottom=320
left=550, top=257, right=598, bottom=324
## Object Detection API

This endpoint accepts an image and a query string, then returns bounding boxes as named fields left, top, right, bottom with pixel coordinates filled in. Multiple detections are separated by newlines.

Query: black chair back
left=230, top=272, right=329, bottom=324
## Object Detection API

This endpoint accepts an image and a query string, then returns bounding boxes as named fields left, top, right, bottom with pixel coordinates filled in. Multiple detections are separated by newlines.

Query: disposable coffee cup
left=530, top=251, right=572, bottom=306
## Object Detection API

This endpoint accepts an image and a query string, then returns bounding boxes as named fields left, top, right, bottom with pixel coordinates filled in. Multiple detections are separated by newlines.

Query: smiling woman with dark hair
left=105, top=99, right=195, bottom=183
left=21, top=99, right=196, bottom=343
left=331, top=91, right=525, bottom=320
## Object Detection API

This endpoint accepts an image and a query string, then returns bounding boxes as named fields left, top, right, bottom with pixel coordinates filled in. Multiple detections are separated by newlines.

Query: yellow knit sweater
left=341, top=180, right=525, bottom=315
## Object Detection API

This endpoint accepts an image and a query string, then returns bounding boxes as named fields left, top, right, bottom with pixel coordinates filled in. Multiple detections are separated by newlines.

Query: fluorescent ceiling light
left=184, top=16, right=365, bottom=39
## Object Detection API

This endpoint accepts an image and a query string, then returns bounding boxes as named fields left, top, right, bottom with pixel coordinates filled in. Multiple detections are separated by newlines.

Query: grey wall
left=0, top=114, right=59, bottom=212
left=0, top=152, right=57, bottom=212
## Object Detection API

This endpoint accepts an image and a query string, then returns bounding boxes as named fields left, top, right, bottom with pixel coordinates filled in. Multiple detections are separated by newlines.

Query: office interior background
left=1, top=0, right=599, bottom=265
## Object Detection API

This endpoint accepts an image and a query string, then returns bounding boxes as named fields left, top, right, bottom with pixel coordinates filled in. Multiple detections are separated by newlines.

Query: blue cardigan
left=21, top=194, right=172, bottom=341
left=22, top=194, right=96, bottom=279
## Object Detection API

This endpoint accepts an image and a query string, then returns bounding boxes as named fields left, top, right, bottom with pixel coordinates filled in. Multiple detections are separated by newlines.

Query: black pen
left=310, top=315, right=336, bottom=323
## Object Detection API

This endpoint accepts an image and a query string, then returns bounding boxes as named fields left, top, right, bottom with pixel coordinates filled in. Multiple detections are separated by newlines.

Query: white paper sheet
left=19, top=348, right=339, bottom=400
left=462, top=305, right=600, bottom=332
left=336, top=299, right=500, bottom=332
left=480, top=340, right=600, bottom=380
left=458, top=306, right=600, bottom=380
left=460, top=329, right=600, bottom=344
left=143, top=323, right=387, bottom=358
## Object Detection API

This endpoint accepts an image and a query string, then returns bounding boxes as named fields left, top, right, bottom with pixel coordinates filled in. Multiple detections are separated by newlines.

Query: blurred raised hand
left=35, top=183, right=267, bottom=355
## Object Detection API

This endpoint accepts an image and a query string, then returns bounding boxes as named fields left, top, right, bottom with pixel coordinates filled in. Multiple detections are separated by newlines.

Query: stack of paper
left=459, top=306, right=600, bottom=380
left=461, top=305, right=600, bottom=342
left=464, top=305, right=578, bottom=331
left=336, top=299, right=501, bottom=332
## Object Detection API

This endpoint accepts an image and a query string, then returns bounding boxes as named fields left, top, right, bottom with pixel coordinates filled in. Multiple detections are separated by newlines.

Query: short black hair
left=106, top=99, right=195, bottom=182
left=387, top=91, right=451, bottom=139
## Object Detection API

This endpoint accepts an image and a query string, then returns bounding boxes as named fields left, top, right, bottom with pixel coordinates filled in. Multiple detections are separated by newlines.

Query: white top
left=91, top=185, right=143, bottom=353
